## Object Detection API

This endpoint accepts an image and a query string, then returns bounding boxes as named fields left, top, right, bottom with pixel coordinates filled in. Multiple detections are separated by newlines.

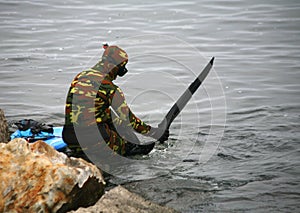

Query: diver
left=62, top=44, right=169, bottom=161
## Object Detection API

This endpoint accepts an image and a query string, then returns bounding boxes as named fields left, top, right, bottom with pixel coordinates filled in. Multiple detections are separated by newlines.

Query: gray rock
left=0, top=108, right=9, bottom=143
left=69, top=185, right=178, bottom=213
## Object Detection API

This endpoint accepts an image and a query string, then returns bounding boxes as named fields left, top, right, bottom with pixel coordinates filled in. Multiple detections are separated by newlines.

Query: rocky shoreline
left=0, top=109, right=177, bottom=213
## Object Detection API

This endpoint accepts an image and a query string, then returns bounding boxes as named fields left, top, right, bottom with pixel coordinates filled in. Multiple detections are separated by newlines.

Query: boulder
left=0, top=108, right=9, bottom=143
left=0, top=139, right=105, bottom=213
left=69, top=185, right=178, bottom=213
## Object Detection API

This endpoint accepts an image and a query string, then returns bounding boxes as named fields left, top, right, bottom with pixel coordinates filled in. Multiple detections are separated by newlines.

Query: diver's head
left=102, top=43, right=128, bottom=77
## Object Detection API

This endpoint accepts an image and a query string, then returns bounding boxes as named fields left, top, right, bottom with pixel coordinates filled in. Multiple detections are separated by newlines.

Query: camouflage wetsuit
left=62, top=49, right=151, bottom=157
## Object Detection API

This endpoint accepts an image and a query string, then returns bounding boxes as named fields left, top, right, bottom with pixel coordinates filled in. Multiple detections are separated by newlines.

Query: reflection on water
left=1, top=0, right=300, bottom=212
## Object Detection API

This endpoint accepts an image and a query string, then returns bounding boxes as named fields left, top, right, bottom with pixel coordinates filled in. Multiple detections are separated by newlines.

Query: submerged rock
left=0, top=139, right=105, bottom=213
left=0, top=108, right=9, bottom=143
left=70, top=185, right=178, bottom=213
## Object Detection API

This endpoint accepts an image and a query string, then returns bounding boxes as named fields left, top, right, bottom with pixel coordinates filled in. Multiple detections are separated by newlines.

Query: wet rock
left=0, top=108, right=9, bottom=143
left=69, top=185, right=178, bottom=213
left=0, top=139, right=105, bottom=213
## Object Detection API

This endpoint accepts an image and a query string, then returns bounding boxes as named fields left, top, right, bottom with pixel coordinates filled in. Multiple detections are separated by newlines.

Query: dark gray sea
left=0, top=0, right=299, bottom=212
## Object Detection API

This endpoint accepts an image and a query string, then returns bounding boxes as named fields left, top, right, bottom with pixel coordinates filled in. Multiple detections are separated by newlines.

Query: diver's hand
left=147, top=126, right=169, bottom=143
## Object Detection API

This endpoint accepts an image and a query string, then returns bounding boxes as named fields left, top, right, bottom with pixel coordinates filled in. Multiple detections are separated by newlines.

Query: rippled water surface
left=1, top=0, right=299, bottom=212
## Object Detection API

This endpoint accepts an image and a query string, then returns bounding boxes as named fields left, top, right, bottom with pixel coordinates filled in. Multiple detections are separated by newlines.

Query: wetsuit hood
left=101, top=44, right=128, bottom=80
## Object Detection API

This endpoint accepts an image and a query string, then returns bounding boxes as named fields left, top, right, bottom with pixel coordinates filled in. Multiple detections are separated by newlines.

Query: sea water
left=0, top=0, right=299, bottom=212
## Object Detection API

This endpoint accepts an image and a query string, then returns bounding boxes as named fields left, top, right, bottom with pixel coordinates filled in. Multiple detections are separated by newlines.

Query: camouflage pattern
left=64, top=46, right=150, bottom=155
left=102, top=45, right=128, bottom=66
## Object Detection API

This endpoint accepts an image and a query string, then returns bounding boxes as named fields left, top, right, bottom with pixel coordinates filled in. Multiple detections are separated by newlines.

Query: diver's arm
left=111, top=87, right=151, bottom=134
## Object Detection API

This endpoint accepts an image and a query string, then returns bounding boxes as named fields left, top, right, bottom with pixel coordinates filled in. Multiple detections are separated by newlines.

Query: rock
left=0, top=139, right=105, bottom=213
left=69, top=185, right=178, bottom=213
left=0, top=108, right=9, bottom=143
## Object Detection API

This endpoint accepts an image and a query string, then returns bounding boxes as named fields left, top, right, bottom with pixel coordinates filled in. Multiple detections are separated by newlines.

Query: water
left=1, top=0, right=300, bottom=212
